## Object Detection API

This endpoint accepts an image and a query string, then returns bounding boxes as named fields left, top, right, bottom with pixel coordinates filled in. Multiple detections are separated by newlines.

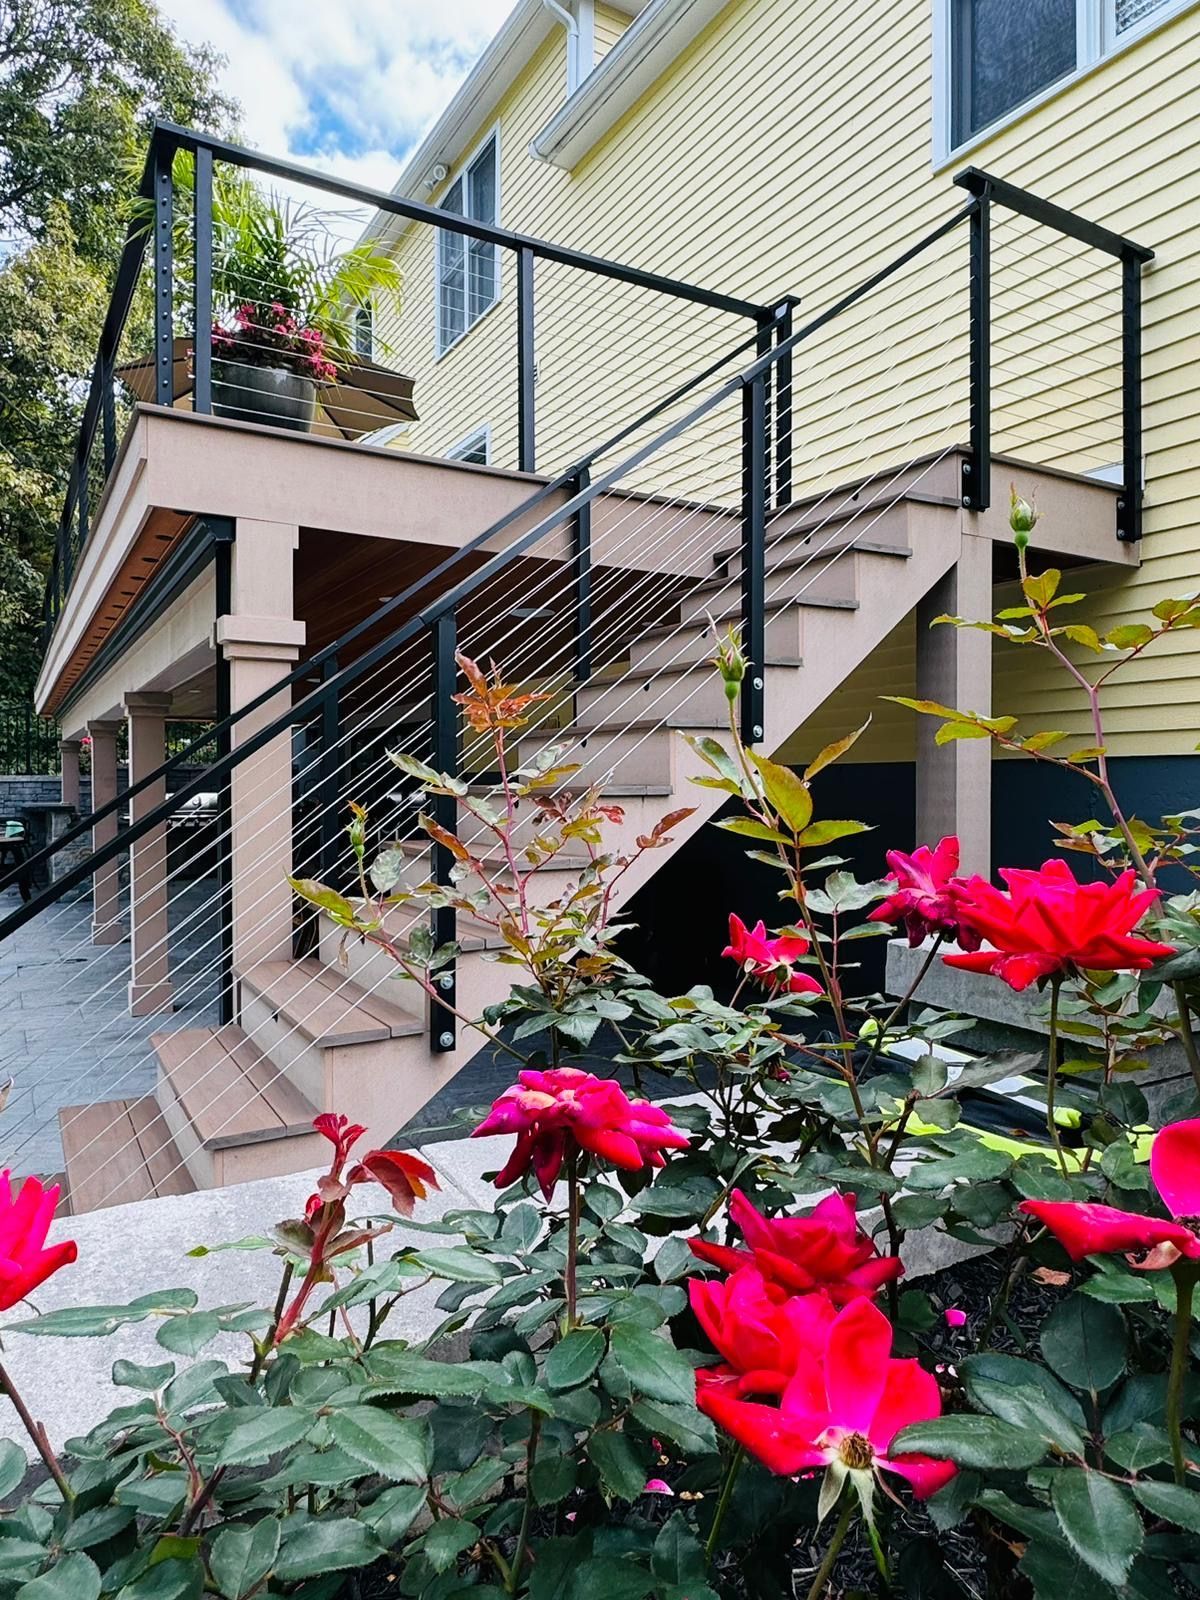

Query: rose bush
left=0, top=494, right=1199, bottom=1596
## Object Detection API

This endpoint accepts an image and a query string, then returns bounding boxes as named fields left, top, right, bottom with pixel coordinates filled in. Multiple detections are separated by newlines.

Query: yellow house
left=7, top=0, right=1197, bottom=1206
left=365, top=0, right=1197, bottom=872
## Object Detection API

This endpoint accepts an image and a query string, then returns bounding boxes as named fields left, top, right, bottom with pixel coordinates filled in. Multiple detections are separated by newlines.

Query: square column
left=915, top=532, right=993, bottom=879
left=219, top=520, right=305, bottom=979
left=125, top=692, right=174, bottom=1016
left=86, top=720, right=123, bottom=944
left=59, top=740, right=81, bottom=810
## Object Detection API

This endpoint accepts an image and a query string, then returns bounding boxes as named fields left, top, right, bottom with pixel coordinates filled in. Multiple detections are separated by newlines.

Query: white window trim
left=932, top=0, right=1199, bottom=169
left=445, top=423, right=493, bottom=465
left=434, top=123, right=502, bottom=360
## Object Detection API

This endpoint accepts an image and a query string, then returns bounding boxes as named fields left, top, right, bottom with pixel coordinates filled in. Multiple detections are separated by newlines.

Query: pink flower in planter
left=941, top=859, right=1172, bottom=992
left=689, top=1189, right=902, bottom=1304
left=642, top=1478, right=674, bottom=1496
left=472, top=1067, right=689, bottom=1199
left=867, top=836, right=981, bottom=951
left=723, top=913, right=822, bottom=996
left=0, top=1173, right=76, bottom=1312
left=943, top=1307, right=968, bottom=1329
left=1021, top=1118, right=1200, bottom=1271
left=696, top=1297, right=955, bottom=1495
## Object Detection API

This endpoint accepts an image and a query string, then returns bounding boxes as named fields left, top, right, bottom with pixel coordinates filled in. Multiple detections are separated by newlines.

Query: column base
left=128, top=980, right=174, bottom=1017
left=91, top=919, right=126, bottom=946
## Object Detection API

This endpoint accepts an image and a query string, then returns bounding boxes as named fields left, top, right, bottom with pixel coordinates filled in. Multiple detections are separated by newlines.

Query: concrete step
left=628, top=606, right=806, bottom=673
left=152, top=1025, right=325, bottom=1188
left=710, top=493, right=928, bottom=566
left=59, top=1096, right=195, bottom=1214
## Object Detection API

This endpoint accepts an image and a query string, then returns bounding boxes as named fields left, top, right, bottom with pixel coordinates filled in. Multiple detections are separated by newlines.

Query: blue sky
left=157, top=0, right=515, bottom=192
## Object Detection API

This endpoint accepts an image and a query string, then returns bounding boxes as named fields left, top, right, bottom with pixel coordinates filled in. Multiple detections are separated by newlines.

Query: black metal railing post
left=573, top=465, right=592, bottom=683
left=213, top=519, right=235, bottom=1025
left=1118, top=254, right=1143, bottom=543
left=101, top=376, right=117, bottom=477
left=963, top=188, right=991, bottom=512
left=517, top=246, right=536, bottom=472
left=153, top=140, right=175, bottom=407
left=316, top=654, right=341, bottom=883
left=740, top=369, right=768, bottom=747
left=429, top=612, right=458, bottom=1053
left=772, top=297, right=798, bottom=510
left=193, top=143, right=214, bottom=415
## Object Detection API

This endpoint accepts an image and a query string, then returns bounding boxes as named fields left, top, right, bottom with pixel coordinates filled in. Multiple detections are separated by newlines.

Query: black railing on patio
left=0, top=705, right=61, bottom=777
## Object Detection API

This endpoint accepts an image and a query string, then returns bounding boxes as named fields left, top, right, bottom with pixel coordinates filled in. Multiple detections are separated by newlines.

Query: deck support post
left=87, top=720, right=124, bottom=946
left=915, top=532, right=993, bottom=880
left=59, top=740, right=82, bottom=810
left=125, top=691, right=174, bottom=1017
left=216, top=519, right=305, bottom=987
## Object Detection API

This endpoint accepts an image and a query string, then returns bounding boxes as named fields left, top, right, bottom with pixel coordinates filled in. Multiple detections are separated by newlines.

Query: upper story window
left=446, top=424, right=491, bottom=466
left=942, top=0, right=1188, bottom=157
left=436, top=134, right=499, bottom=356
left=353, top=305, right=373, bottom=360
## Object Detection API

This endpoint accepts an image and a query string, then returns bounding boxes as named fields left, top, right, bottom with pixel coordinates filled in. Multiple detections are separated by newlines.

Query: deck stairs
left=58, top=450, right=1128, bottom=1209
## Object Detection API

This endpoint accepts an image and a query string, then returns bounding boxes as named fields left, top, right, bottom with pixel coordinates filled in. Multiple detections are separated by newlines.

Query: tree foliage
left=0, top=0, right=237, bottom=697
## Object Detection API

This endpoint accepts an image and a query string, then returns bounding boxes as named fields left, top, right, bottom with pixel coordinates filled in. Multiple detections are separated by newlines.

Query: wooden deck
left=58, top=1096, right=195, bottom=1213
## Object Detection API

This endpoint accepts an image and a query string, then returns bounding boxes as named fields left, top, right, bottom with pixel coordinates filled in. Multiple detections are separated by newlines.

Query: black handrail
left=953, top=166, right=1154, bottom=539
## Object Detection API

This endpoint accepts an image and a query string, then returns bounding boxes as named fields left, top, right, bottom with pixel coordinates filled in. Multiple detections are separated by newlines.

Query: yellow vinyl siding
left=382, top=0, right=1200, bottom=760
left=593, top=4, right=629, bottom=63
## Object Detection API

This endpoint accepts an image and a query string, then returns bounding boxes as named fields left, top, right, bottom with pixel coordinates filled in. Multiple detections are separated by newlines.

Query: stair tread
left=151, top=1025, right=319, bottom=1150
left=587, top=655, right=802, bottom=689
left=241, top=958, right=423, bottom=1046
left=638, top=595, right=856, bottom=646
left=59, top=1097, right=195, bottom=1213
left=712, top=538, right=913, bottom=572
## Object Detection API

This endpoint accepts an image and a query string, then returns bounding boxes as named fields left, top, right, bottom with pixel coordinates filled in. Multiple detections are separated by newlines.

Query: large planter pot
left=212, top=360, right=317, bottom=432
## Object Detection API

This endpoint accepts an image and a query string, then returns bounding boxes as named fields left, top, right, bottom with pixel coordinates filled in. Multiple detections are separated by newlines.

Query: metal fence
left=0, top=705, right=61, bottom=775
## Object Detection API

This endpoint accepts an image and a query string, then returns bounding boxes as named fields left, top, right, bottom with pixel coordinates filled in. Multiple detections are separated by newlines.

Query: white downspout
left=543, top=0, right=587, bottom=94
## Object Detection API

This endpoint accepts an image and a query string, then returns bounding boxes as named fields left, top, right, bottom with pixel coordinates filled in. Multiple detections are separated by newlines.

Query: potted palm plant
left=132, top=154, right=403, bottom=433
left=204, top=177, right=402, bottom=431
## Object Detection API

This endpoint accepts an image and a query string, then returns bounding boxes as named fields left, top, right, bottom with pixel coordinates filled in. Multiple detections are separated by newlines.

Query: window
left=436, top=135, right=499, bottom=355
left=353, top=305, right=373, bottom=360
left=940, top=0, right=1187, bottom=156
left=446, top=425, right=491, bottom=466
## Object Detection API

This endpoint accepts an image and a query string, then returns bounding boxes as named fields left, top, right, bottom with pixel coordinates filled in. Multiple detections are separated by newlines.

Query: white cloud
left=157, top=0, right=516, bottom=189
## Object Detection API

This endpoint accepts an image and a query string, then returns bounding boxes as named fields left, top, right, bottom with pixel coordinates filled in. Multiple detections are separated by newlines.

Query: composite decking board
left=214, top=1025, right=317, bottom=1135
left=153, top=1028, right=277, bottom=1146
left=125, top=1094, right=196, bottom=1196
left=242, top=959, right=421, bottom=1045
left=59, top=1096, right=194, bottom=1212
left=152, top=1025, right=319, bottom=1148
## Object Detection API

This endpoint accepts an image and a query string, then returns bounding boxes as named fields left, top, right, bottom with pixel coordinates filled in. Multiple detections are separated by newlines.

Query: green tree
left=0, top=0, right=237, bottom=699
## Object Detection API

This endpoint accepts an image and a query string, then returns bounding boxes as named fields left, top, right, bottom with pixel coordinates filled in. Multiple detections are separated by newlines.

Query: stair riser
left=518, top=725, right=676, bottom=788
left=318, top=912, right=435, bottom=993
left=395, top=846, right=594, bottom=910
left=452, top=794, right=668, bottom=853
left=238, top=988, right=331, bottom=1111
left=679, top=552, right=861, bottom=621
left=628, top=609, right=804, bottom=674
left=716, top=499, right=914, bottom=563
left=574, top=665, right=803, bottom=730
left=154, top=1066, right=217, bottom=1189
